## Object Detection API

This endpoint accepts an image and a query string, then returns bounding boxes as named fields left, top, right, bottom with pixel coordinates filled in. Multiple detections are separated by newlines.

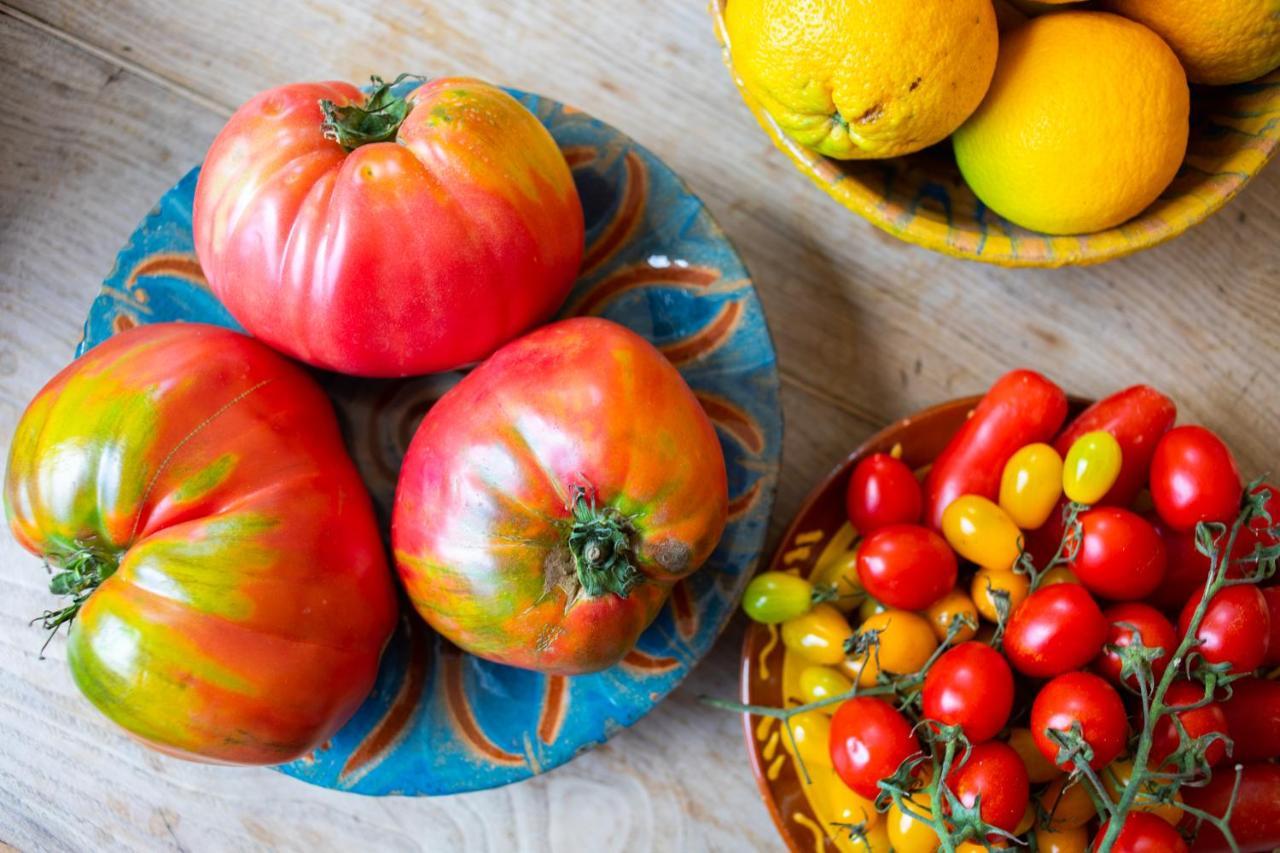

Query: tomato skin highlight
left=856, top=524, right=957, bottom=611
left=1219, top=677, right=1280, bottom=763
left=922, top=642, right=1014, bottom=742
left=923, top=370, right=1068, bottom=530
left=742, top=571, right=813, bottom=624
left=941, top=495, right=1023, bottom=572
left=1072, top=508, right=1167, bottom=601
left=1000, top=442, right=1064, bottom=530
left=1152, top=680, right=1230, bottom=767
left=1053, top=385, right=1176, bottom=508
left=1031, top=672, right=1127, bottom=771
left=1004, top=584, right=1107, bottom=678
left=1183, top=763, right=1280, bottom=853
left=829, top=697, right=920, bottom=799
left=946, top=740, right=1030, bottom=833
left=846, top=453, right=923, bottom=534
left=1094, top=602, right=1177, bottom=687
left=1178, top=585, right=1270, bottom=675
left=1096, top=811, right=1189, bottom=853
left=1150, top=426, right=1243, bottom=532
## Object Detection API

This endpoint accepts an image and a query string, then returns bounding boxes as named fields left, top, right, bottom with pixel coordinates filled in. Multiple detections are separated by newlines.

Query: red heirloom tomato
left=4, top=324, right=397, bottom=764
left=1149, top=426, right=1243, bottom=532
left=922, top=642, right=1014, bottom=742
left=1152, top=680, right=1229, bottom=767
left=830, top=697, right=920, bottom=800
left=1183, top=763, right=1280, bottom=853
left=855, top=524, right=957, bottom=611
left=923, top=369, right=1068, bottom=530
left=1178, top=585, right=1270, bottom=675
left=391, top=318, right=727, bottom=674
left=1094, top=603, right=1177, bottom=687
left=1004, top=584, right=1107, bottom=678
left=1031, top=672, right=1127, bottom=771
left=846, top=453, right=922, bottom=534
left=946, top=741, right=1030, bottom=833
left=1220, top=677, right=1280, bottom=763
left=193, top=76, right=584, bottom=377
left=1096, top=811, right=1188, bottom=853
left=1053, top=385, right=1176, bottom=508
left=1072, top=508, right=1167, bottom=601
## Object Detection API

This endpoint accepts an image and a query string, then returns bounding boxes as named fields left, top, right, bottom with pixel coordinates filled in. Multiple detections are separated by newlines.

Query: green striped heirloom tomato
left=4, top=324, right=397, bottom=764
left=392, top=317, right=728, bottom=674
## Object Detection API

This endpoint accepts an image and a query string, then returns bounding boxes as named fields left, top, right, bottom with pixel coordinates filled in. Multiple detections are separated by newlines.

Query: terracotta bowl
left=711, top=1, right=1280, bottom=268
left=740, top=395, right=1088, bottom=851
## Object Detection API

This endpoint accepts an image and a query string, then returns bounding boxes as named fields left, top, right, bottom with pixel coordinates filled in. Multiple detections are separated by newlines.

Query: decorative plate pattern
left=712, top=1, right=1280, bottom=268
left=80, top=87, right=782, bottom=795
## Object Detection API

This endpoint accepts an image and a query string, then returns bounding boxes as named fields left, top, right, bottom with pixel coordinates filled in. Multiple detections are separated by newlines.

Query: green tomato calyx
left=34, top=545, right=117, bottom=658
left=568, top=486, right=639, bottom=599
left=320, top=73, right=426, bottom=151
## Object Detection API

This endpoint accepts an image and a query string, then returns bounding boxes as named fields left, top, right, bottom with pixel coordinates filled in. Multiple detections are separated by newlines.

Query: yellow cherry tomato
left=1102, top=758, right=1184, bottom=826
left=958, top=842, right=1008, bottom=852
left=942, top=495, right=1023, bottom=572
left=1040, top=566, right=1080, bottom=587
left=924, top=588, right=979, bottom=643
left=837, top=653, right=882, bottom=688
left=782, top=710, right=832, bottom=770
left=825, top=770, right=881, bottom=829
left=812, top=546, right=866, bottom=613
left=798, top=665, right=853, bottom=708
left=1008, top=726, right=1063, bottom=784
left=1035, top=825, right=1089, bottom=853
left=856, top=609, right=937, bottom=675
left=887, top=794, right=940, bottom=853
left=1000, top=442, right=1065, bottom=530
left=1062, top=430, right=1123, bottom=505
left=1038, top=777, right=1097, bottom=831
left=834, top=819, right=891, bottom=853
left=859, top=595, right=888, bottom=622
left=781, top=604, right=854, bottom=666
left=970, top=568, right=1030, bottom=623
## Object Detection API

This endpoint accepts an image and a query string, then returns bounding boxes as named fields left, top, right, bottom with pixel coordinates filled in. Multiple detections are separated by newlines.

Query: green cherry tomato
left=1062, top=430, right=1122, bottom=505
left=742, top=571, right=813, bottom=624
left=999, top=442, right=1064, bottom=530
left=942, top=495, right=1023, bottom=571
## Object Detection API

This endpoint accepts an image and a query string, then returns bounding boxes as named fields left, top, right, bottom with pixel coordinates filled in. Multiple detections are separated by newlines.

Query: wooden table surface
left=1, top=1, right=1277, bottom=850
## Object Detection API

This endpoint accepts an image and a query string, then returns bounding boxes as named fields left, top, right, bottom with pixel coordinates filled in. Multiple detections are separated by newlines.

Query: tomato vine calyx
left=33, top=546, right=116, bottom=658
left=320, top=73, right=426, bottom=151
left=567, top=486, right=639, bottom=599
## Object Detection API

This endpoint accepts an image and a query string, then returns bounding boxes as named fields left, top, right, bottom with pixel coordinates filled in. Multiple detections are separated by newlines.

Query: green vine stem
left=32, top=545, right=116, bottom=658
left=319, top=73, right=426, bottom=150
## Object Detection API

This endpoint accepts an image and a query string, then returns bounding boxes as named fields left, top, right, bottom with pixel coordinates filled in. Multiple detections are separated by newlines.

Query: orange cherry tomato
left=942, top=495, right=1023, bottom=572
left=924, top=589, right=979, bottom=643
left=970, top=568, right=1030, bottom=623
left=1038, top=777, right=1097, bottom=831
left=1000, top=442, right=1064, bottom=530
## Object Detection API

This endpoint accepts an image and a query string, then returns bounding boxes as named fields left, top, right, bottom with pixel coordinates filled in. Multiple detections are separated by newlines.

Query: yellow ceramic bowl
left=712, top=1, right=1280, bottom=268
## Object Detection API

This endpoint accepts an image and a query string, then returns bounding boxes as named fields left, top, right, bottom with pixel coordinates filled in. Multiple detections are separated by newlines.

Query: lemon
left=724, top=0, right=999, bottom=159
left=1104, top=0, right=1280, bottom=85
left=953, top=11, right=1189, bottom=234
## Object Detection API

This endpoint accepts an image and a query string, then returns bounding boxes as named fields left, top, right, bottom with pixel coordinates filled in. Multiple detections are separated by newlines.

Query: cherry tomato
left=1219, top=677, right=1280, bottom=763
left=1054, top=385, right=1176, bottom=508
left=1000, top=442, right=1064, bottom=531
left=783, top=710, right=833, bottom=769
left=844, top=610, right=937, bottom=683
left=1039, top=777, right=1097, bottom=831
left=1151, top=680, right=1229, bottom=767
left=886, top=793, right=939, bottom=853
left=781, top=604, right=854, bottom=666
left=946, top=741, right=1030, bottom=833
left=1262, top=586, right=1280, bottom=667
left=923, top=370, right=1068, bottom=530
left=1072, top=508, right=1167, bottom=601
left=1031, top=672, right=1127, bottom=771
left=1150, top=426, right=1242, bottom=532
left=924, top=589, right=979, bottom=643
left=1095, top=811, right=1188, bottom=852
left=847, top=453, right=923, bottom=535
left=1145, top=513, right=1247, bottom=612
left=1102, top=758, right=1183, bottom=825
left=971, top=568, right=1030, bottom=623
left=1041, top=566, right=1080, bottom=586
left=1008, top=726, right=1063, bottom=783
left=856, top=524, right=957, bottom=611
left=859, top=596, right=888, bottom=622
left=1182, top=763, right=1280, bottom=853
left=942, top=495, right=1023, bottom=572
left=812, top=546, right=865, bottom=613
left=823, top=768, right=881, bottom=829
left=922, top=642, right=1013, bottom=742
left=830, top=697, right=920, bottom=799
left=742, top=571, right=813, bottom=623
left=1094, top=603, right=1177, bottom=687
left=798, top=666, right=854, bottom=708
left=1004, top=584, right=1107, bottom=678
left=1178, top=585, right=1270, bottom=675
left=1035, top=825, right=1089, bottom=853
left=1062, top=430, right=1123, bottom=505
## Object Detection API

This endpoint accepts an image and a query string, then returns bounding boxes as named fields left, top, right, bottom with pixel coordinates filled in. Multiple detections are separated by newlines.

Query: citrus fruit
left=723, top=0, right=999, bottom=159
left=1104, top=0, right=1280, bottom=85
left=953, top=11, right=1189, bottom=234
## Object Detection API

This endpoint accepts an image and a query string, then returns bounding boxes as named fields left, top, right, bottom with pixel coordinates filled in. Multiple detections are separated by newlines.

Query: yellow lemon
left=953, top=11, right=1189, bottom=234
left=1104, top=0, right=1280, bottom=85
left=723, top=0, right=999, bottom=159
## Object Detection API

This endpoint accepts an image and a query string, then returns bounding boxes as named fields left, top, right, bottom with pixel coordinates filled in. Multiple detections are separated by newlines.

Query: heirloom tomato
left=193, top=76, right=583, bottom=377
left=1178, top=585, right=1270, bottom=675
left=922, top=642, right=1014, bottom=743
left=1053, top=386, right=1175, bottom=507
left=4, top=324, right=396, bottom=764
left=1031, top=672, right=1127, bottom=771
left=391, top=318, right=726, bottom=674
left=1151, top=680, right=1229, bottom=767
left=1004, top=584, right=1106, bottom=678
left=846, top=452, right=922, bottom=534
left=1072, top=508, right=1167, bottom=601
left=856, top=524, right=956, bottom=610
left=1149, top=426, right=1243, bottom=531
left=830, top=697, right=919, bottom=799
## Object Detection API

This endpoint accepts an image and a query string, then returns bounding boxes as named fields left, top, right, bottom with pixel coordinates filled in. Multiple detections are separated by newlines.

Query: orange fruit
left=1104, top=0, right=1280, bottom=85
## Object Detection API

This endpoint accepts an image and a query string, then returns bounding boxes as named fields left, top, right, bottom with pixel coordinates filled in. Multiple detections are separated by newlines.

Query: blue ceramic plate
left=80, top=87, right=782, bottom=795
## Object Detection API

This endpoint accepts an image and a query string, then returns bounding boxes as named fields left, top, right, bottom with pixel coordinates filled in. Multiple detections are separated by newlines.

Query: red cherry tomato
left=846, top=453, right=922, bottom=534
left=1150, top=426, right=1242, bottom=532
left=1178, top=585, right=1270, bottom=675
left=1145, top=513, right=1247, bottom=612
left=1095, top=811, right=1188, bottom=853
left=1072, top=508, right=1167, bottom=601
left=1263, top=587, right=1280, bottom=667
left=946, top=741, right=1030, bottom=833
left=829, top=697, right=920, bottom=800
left=1004, top=584, right=1107, bottom=678
left=1094, top=602, right=1177, bottom=687
left=1220, top=677, right=1280, bottom=763
left=1053, top=385, right=1176, bottom=508
left=922, top=642, right=1014, bottom=743
left=1151, top=680, right=1229, bottom=767
left=923, top=370, right=1068, bottom=530
left=855, top=524, right=957, bottom=611
left=1031, top=672, right=1127, bottom=771
left=1183, top=763, right=1280, bottom=853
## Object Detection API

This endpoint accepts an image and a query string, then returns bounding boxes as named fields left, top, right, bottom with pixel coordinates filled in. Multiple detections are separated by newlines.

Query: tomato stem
left=319, top=74, right=426, bottom=151
left=32, top=545, right=116, bottom=658
left=567, top=486, right=640, bottom=598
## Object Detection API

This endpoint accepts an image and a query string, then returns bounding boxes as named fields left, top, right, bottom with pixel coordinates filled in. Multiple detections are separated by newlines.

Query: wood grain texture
left=1, top=0, right=1277, bottom=849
